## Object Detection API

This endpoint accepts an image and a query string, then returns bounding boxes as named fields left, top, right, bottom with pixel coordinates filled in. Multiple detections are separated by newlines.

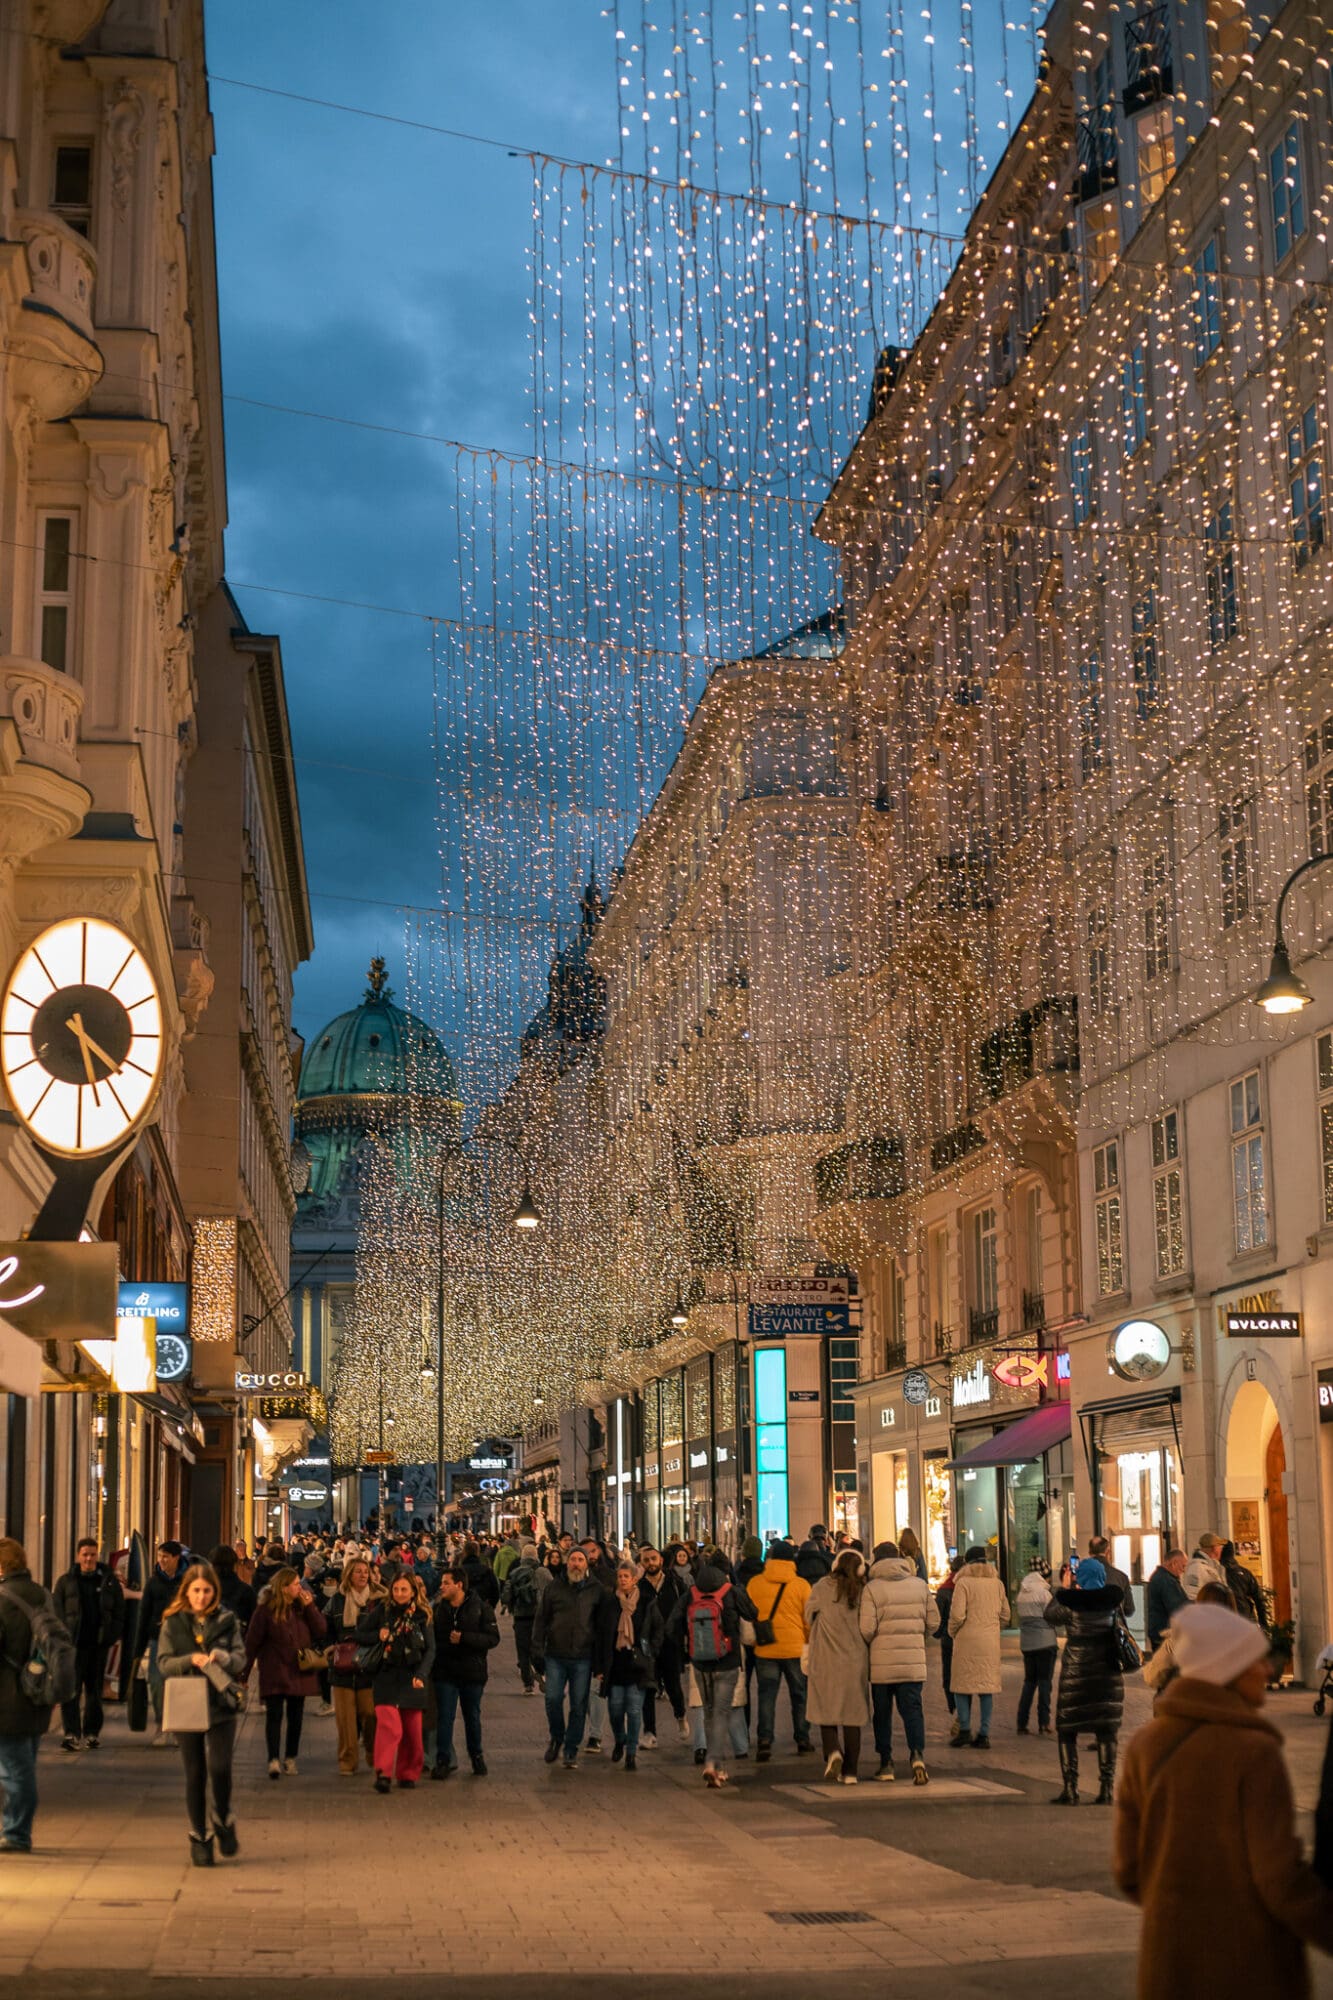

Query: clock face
left=1108, top=1318, right=1171, bottom=1382
left=1, top=918, right=163, bottom=1157
left=154, top=1333, right=191, bottom=1384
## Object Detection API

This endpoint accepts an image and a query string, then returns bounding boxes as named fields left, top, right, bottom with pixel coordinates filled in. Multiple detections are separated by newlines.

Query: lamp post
left=1255, top=853, right=1333, bottom=1015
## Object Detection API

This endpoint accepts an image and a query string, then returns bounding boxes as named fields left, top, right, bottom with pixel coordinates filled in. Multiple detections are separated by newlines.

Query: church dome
left=300, top=960, right=458, bottom=1103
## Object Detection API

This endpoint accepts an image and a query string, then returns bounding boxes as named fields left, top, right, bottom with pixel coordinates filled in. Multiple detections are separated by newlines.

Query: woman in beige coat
left=948, top=1546, right=1010, bottom=1747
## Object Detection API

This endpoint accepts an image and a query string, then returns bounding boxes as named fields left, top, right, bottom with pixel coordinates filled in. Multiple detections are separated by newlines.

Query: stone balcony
left=0, top=654, right=89, bottom=869
left=4, top=212, right=101, bottom=419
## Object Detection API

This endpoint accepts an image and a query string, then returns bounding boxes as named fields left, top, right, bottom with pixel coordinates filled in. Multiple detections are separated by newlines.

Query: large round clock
left=1107, top=1318, right=1172, bottom=1382
left=0, top=917, right=164, bottom=1157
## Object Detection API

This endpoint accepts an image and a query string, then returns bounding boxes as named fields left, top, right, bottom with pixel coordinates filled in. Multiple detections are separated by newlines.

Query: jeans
left=954, top=1691, right=992, bottom=1737
left=871, top=1680, right=925, bottom=1763
left=178, top=1719, right=237, bottom=1837
left=61, top=1646, right=107, bottom=1740
left=607, top=1681, right=645, bottom=1755
left=699, top=1666, right=741, bottom=1768
left=586, top=1688, right=607, bottom=1742
left=543, top=1656, right=592, bottom=1759
left=0, top=1735, right=39, bottom=1849
left=512, top=1616, right=537, bottom=1689
left=1017, top=1649, right=1055, bottom=1730
left=755, top=1656, right=810, bottom=1748
left=689, top=1685, right=748, bottom=1758
left=264, top=1693, right=305, bottom=1762
left=374, top=1706, right=424, bottom=1782
left=435, top=1681, right=484, bottom=1767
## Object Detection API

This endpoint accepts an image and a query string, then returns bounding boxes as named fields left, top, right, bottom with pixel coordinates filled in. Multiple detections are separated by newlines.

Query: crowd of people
left=3, top=1515, right=1333, bottom=1993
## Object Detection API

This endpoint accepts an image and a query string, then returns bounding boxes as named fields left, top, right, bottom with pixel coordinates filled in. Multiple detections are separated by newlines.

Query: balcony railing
left=968, top=1306, right=1000, bottom=1345
left=933, top=1322, right=955, bottom=1358
left=814, top=1132, right=906, bottom=1210
left=884, top=1340, right=908, bottom=1374
left=929, top=1122, right=987, bottom=1175
left=1022, top=1289, right=1047, bottom=1331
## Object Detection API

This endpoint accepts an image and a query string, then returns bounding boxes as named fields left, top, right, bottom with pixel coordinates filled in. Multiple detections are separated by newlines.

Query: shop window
left=1190, top=237, right=1222, bottom=368
left=1269, top=121, right=1306, bottom=263
left=1094, top=1140, right=1125, bottom=1296
left=1136, top=102, right=1175, bottom=212
left=966, top=1205, right=999, bottom=1343
left=52, top=144, right=93, bottom=236
left=1318, top=1034, right=1333, bottom=1228
left=1304, top=715, right=1333, bottom=856
left=1142, top=845, right=1173, bottom=979
left=1151, top=1109, right=1186, bottom=1278
left=830, top=1338, right=858, bottom=1421
left=1229, top=1069, right=1268, bottom=1254
left=1093, top=1400, right=1182, bottom=1633
left=1086, top=901, right=1111, bottom=1018
left=1287, top=403, right=1325, bottom=571
left=1121, top=337, right=1150, bottom=456
left=1205, top=499, right=1239, bottom=647
left=37, top=513, right=75, bottom=673
left=1218, top=792, right=1254, bottom=929
left=923, top=1452, right=955, bottom=1586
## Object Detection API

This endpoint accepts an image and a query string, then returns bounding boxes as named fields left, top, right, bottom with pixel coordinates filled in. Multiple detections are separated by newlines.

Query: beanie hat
left=767, top=1539, right=797, bottom=1563
left=1074, top=1558, right=1106, bottom=1589
left=1170, top=1602, right=1269, bottom=1686
left=695, top=1563, right=726, bottom=1593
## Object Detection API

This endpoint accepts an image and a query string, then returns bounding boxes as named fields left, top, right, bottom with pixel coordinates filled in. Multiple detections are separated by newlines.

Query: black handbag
left=354, top=1639, right=385, bottom=1676
left=1112, top=1610, right=1142, bottom=1674
left=127, top=1661, right=149, bottom=1733
left=751, top=1580, right=787, bottom=1649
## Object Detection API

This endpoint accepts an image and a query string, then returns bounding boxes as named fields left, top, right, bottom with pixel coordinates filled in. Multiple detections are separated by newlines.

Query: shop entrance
left=1225, top=1380, right=1290, bottom=1628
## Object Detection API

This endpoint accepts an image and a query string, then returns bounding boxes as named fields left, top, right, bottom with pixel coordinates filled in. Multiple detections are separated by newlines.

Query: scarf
left=341, top=1582, right=372, bottom=1627
left=615, top=1581, right=640, bottom=1651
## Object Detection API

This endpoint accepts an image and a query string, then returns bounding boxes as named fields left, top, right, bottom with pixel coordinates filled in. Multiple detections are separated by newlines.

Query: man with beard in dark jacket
left=796, top=1525, right=834, bottom=1586
left=53, top=1539, right=124, bottom=1751
left=532, top=1547, right=608, bottom=1769
left=431, top=1567, right=500, bottom=1778
left=638, top=1545, right=688, bottom=1748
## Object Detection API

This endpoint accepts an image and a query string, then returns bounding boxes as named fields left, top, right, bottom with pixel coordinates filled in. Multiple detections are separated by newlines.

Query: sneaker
left=83, top=1736, right=99, bottom=1750
left=639, top=1731, right=657, bottom=1750
left=823, top=1749, right=843, bottom=1782
left=61, top=1734, right=82, bottom=1753
left=523, top=1684, right=537, bottom=1696
left=316, top=1702, right=334, bottom=1716
left=970, top=1734, right=991, bottom=1750
left=839, top=1774, right=859, bottom=1785
left=949, top=1719, right=963, bottom=1745
left=585, top=1737, right=602, bottom=1754
left=283, top=1758, right=299, bottom=1775
left=693, top=1747, right=707, bottom=1765
left=911, top=1758, right=929, bottom=1786
left=543, top=1741, right=561, bottom=1764
left=562, top=1755, right=578, bottom=1770
left=875, top=1762, right=896, bottom=1783
left=267, top=1759, right=282, bottom=1781
left=677, top=1716, right=691, bottom=1743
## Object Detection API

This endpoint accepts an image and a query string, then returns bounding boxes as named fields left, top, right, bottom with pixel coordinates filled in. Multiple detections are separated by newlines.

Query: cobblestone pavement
left=5, top=1654, right=1333, bottom=1996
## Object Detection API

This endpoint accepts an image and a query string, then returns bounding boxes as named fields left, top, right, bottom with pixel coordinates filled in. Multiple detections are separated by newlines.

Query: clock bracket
left=26, top=1138, right=138, bottom=1243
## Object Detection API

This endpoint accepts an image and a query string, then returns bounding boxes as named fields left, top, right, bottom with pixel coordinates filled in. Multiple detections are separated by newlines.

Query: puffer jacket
left=746, top=1559, right=811, bottom=1660
left=858, top=1556, right=932, bottom=1682
left=1015, top=1572, right=1057, bottom=1652
left=52, top=1565, right=125, bottom=1650
left=157, top=1605, right=246, bottom=1723
left=948, top=1561, right=1010, bottom=1694
left=1045, top=1584, right=1125, bottom=1734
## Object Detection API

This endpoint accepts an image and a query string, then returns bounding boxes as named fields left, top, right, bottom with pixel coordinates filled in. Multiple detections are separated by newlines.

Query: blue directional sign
left=748, top=1302, right=851, bottom=1339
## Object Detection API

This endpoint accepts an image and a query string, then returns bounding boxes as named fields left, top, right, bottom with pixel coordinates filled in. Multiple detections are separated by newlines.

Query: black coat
left=157, top=1606, right=246, bottom=1724
left=532, top=1573, right=607, bottom=1662
left=595, top=1587, right=666, bottom=1686
left=1046, top=1585, right=1125, bottom=1735
left=1145, top=1565, right=1188, bottom=1650
left=135, top=1565, right=181, bottom=1653
left=431, top=1590, right=500, bottom=1686
left=461, top=1556, right=500, bottom=1608
left=356, top=1602, right=435, bottom=1709
left=52, top=1565, right=125, bottom=1650
left=796, top=1540, right=834, bottom=1586
left=0, top=1571, right=59, bottom=1737
left=217, top=1571, right=256, bottom=1634
left=1225, top=1560, right=1267, bottom=1626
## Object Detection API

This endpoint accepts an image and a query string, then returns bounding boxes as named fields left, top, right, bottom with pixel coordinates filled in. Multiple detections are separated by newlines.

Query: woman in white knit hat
left=1114, top=1602, right=1333, bottom=1999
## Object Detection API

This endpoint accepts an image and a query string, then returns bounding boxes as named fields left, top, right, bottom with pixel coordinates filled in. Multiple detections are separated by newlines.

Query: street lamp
left=1255, top=853, right=1333, bottom=1015
left=512, top=1177, right=542, bottom=1230
left=670, top=1286, right=689, bottom=1330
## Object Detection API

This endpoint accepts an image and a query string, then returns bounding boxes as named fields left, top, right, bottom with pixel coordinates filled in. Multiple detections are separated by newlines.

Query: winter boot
left=1094, top=1734, right=1117, bottom=1804
left=1050, top=1735, right=1079, bottom=1805
left=189, top=1833, right=215, bottom=1867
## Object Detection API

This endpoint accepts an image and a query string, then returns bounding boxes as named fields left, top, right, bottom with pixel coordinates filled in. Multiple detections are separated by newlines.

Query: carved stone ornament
left=16, top=875, right=142, bottom=927
left=105, top=84, right=145, bottom=216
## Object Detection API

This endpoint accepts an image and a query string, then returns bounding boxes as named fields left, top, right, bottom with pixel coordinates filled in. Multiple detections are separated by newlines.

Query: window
left=37, top=514, right=74, bottom=672
left=1083, top=197, right=1120, bottom=300
left=927, top=1223, right=951, bottom=1352
left=1319, top=1034, right=1333, bottom=1227
left=1136, top=102, right=1176, bottom=212
left=1142, top=845, right=1172, bottom=979
left=1287, top=403, right=1325, bottom=570
left=51, top=145, right=92, bottom=235
left=1020, top=1184, right=1044, bottom=1324
left=1093, top=1140, right=1125, bottom=1296
left=1087, top=902, right=1110, bottom=1017
left=1304, top=715, right=1333, bottom=857
left=967, top=1205, right=999, bottom=1341
left=830, top=1338, right=858, bottom=1422
left=1131, top=575, right=1160, bottom=719
left=1190, top=238, right=1222, bottom=368
left=1077, top=649, right=1105, bottom=779
left=1218, top=792, right=1254, bottom=928
left=1077, top=52, right=1118, bottom=202
left=1124, top=3, right=1172, bottom=112
left=1229, top=1069, right=1268, bottom=1254
left=881, top=1257, right=907, bottom=1370
left=1269, top=121, right=1306, bottom=262
left=1205, top=499, right=1239, bottom=647
left=1151, top=1109, right=1186, bottom=1278
left=1069, top=419, right=1096, bottom=526
left=1122, top=338, right=1150, bottom=456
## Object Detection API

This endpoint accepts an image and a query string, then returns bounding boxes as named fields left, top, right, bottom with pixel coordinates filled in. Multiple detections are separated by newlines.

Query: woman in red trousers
left=357, top=1572, right=434, bottom=1791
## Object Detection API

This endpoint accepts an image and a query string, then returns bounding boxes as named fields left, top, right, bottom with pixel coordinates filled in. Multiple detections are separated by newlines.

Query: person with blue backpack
left=0, top=1535, right=75, bottom=1853
left=665, top=1562, right=758, bottom=1790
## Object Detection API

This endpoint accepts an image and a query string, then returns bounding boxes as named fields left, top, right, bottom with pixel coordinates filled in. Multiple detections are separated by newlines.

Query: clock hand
left=66, top=1014, right=120, bottom=1075
left=65, top=1013, right=104, bottom=1104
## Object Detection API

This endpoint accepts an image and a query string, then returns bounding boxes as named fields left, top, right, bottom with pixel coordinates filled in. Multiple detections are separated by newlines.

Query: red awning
left=947, top=1400, right=1072, bottom=1469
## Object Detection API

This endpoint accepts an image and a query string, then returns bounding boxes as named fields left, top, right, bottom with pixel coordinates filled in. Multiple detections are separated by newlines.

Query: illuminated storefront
left=948, top=1339, right=1074, bottom=1604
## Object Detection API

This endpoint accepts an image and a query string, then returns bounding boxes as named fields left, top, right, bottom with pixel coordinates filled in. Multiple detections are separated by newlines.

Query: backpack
left=685, top=1584, right=731, bottom=1665
left=507, top=1564, right=538, bottom=1617
left=0, top=1582, right=78, bottom=1707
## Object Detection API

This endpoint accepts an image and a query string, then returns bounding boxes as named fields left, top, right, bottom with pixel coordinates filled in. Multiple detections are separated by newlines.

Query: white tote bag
left=161, top=1673, right=210, bottom=1733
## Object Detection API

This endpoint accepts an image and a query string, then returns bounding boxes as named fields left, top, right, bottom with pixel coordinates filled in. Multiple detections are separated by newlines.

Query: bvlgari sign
left=1226, top=1311, right=1301, bottom=1338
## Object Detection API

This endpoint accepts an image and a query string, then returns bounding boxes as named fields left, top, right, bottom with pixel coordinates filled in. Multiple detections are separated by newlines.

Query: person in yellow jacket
left=747, top=1540, right=814, bottom=1761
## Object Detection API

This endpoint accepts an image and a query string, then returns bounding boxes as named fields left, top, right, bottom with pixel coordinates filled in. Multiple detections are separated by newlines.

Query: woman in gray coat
left=157, top=1561, right=246, bottom=1866
left=805, top=1550, right=871, bottom=1783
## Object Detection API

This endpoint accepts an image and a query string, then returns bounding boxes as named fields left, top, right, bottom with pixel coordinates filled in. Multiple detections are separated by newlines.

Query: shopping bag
left=161, top=1673, right=210, bottom=1733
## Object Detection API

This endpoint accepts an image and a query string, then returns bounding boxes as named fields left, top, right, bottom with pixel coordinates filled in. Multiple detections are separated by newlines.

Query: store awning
left=948, top=1400, right=1072, bottom=1469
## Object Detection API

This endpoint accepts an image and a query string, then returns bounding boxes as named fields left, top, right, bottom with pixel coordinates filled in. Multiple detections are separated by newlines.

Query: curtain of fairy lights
left=342, top=0, right=1333, bottom=1443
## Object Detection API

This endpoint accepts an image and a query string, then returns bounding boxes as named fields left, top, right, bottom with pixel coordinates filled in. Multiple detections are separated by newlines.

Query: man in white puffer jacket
left=858, top=1542, right=933, bottom=1785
